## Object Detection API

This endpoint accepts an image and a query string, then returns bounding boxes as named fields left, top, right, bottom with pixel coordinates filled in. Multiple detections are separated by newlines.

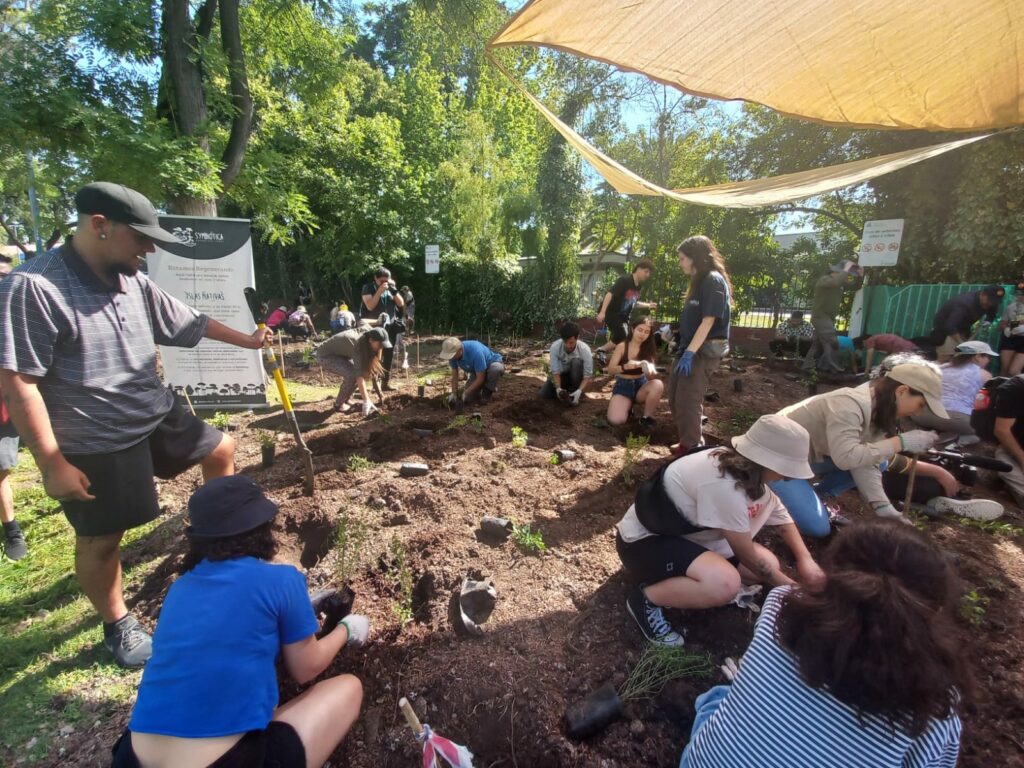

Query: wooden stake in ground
left=178, top=386, right=196, bottom=416
left=903, top=454, right=919, bottom=513
left=278, top=330, right=286, bottom=378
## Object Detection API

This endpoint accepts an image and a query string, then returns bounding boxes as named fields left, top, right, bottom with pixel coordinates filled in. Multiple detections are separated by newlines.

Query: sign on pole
left=148, top=216, right=267, bottom=409
left=425, top=244, right=440, bottom=274
left=857, top=219, right=904, bottom=267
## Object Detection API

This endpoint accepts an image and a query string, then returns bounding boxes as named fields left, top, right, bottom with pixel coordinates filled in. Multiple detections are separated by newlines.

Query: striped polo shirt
left=684, top=587, right=962, bottom=767
left=0, top=243, right=208, bottom=454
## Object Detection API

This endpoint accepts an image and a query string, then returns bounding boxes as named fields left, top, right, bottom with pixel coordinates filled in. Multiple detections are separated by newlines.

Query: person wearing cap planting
left=440, top=337, right=504, bottom=405
left=112, top=476, right=367, bottom=768
left=265, top=305, right=289, bottom=330
left=997, top=281, right=1024, bottom=376
left=908, top=340, right=995, bottom=441
left=927, top=284, right=1005, bottom=362
left=316, top=326, right=391, bottom=416
left=802, top=260, right=864, bottom=377
left=539, top=321, right=594, bottom=406
left=286, top=305, right=315, bottom=340
left=359, top=267, right=405, bottom=390
left=615, top=415, right=825, bottom=647
left=769, top=363, right=946, bottom=537
left=0, top=182, right=272, bottom=668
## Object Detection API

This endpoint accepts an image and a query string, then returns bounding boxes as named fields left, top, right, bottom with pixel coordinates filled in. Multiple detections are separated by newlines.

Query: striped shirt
left=684, top=587, right=961, bottom=768
left=0, top=243, right=208, bottom=454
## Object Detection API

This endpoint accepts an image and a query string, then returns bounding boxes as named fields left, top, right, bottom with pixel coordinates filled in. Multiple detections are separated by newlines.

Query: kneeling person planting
left=615, top=415, right=824, bottom=646
left=440, top=337, right=504, bottom=405
left=539, top=321, right=593, bottom=405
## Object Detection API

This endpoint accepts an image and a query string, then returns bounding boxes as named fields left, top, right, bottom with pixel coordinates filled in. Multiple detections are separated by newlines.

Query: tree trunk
left=218, top=0, right=253, bottom=192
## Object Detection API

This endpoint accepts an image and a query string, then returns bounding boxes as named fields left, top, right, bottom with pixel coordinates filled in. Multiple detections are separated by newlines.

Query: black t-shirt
left=678, top=272, right=731, bottom=351
left=929, top=291, right=993, bottom=343
left=607, top=275, right=640, bottom=323
left=359, top=281, right=399, bottom=320
left=993, top=375, right=1024, bottom=449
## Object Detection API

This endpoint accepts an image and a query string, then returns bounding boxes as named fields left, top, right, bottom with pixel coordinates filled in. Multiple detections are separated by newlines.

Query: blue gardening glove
left=675, top=350, right=695, bottom=377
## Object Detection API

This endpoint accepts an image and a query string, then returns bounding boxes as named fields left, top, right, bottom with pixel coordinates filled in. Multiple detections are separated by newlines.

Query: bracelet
left=898, top=434, right=906, bottom=452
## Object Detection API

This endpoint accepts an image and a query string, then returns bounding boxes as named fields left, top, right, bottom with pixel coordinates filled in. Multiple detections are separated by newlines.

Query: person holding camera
left=998, top=281, right=1024, bottom=376
left=359, top=267, right=405, bottom=390
left=539, top=321, right=594, bottom=406
left=111, top=476, right=367, bottom=768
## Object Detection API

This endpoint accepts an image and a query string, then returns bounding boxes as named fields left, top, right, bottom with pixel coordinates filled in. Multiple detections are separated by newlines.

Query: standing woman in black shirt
left=669, top=236, right=732, bottom=454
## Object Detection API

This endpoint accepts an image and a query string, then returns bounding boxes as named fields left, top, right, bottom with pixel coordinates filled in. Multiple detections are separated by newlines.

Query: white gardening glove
left=339, top=614, right=370, bottom=646
left=899, top=429, right=939, bottom=453
left=873, top=503, right=913, bottom=525
left=729, top=584, right=763, bottom=613
left=569, top=389, right=582, bottom=406
left=641, top=360, right=657, bottom=377
left=362, top=401, right=378, bottom=417
left=556, top=387, right=568, bottom=401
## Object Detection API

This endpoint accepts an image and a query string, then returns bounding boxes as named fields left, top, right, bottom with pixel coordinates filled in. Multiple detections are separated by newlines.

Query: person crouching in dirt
left=316, top=326, right=390, bottom=417
left=440, top=337, right=504, bottom=405
left=605, top=318, right=664, bottom=428
left=679, top=518, right=968, bottom=767
left=615, top=415, right=825, bottom=647
left=111, top=476, right=368, bottom=768
left=539, top=321, right=594, bottom=406
left=768, top=363, right=945, bottom=537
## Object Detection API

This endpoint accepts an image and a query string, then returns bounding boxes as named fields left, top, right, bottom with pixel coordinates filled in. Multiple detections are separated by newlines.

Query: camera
left=924, top=440, right=1013, bottom=487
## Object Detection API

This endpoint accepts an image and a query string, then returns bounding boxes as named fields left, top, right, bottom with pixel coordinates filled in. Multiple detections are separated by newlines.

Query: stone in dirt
left=400, top=462, right=430, bottom=477
left=554, top=449, right=576, bottom=463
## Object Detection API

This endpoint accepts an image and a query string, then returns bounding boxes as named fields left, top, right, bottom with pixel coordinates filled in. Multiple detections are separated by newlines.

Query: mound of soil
left=46, top=338, right=1024, bottom=767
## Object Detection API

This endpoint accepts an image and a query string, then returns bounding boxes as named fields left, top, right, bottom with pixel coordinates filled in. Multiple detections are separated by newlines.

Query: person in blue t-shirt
left=439, top=337, right=505, bottom=405
left=111, top=476, right=368, bottom=768
left=669, top=236, right=732, bottom=454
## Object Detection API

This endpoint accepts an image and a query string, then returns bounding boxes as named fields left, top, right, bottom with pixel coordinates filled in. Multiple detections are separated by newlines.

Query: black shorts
left=61, top=396, right=223, bottom=537
left=111, top=722, right=305, bottom=768
left=616, top=531, right=736, bottom=585
left=999, top=334, right=1024, bottom=353
left=608, top=319, right=630, bottom=344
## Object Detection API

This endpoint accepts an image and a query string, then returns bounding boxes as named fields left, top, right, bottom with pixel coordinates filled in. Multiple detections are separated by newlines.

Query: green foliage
left=548, top=453, right=560, bottom=466
left=512, top=523, right=546, bottom=555
left=959, top=589, right=989, bottom=627
left=510, top=425, right=529, bottom=448
left=333, top=507, right=369, bottom=586
left=388, top=537, right=414, bottom=624
left=729, top=408, right=759, bottom=435
left=622, top=433, right=650, bottom=485
left=443, top=413, right=484, bottom=433
left=956, top=517, right=1024, bottom=538
left=256, top=430, right=277, bottom=447
left=347, top=454, right=376, bottom=473
left=206, top=412, right=232, bottom=430
left=618, top=646, right=713, bottom=701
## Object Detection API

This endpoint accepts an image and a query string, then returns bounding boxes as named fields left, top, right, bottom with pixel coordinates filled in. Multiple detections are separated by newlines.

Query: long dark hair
left=678, top=235, right=733, bottom=304
left=712, top=446, right=765, bottom=499
left=357, top=331, right=385, bottom=378
left=624, top=318, right=658, bottom=363
left=870, top=374, right=926, bottom=435
left=180, top=521, right=278, bottom=574
left=775, top=519, right=972, bottom=736
left=946, top=353, right=977, bottom=369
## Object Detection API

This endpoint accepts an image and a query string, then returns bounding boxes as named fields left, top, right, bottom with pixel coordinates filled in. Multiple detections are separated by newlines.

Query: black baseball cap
left=74, top=182, right=179, bottom=244
left=186, top=476, right=279, bottom=539
left=981, top=285, right=1005, bottom=300
left=366, top=326, right=392, bottom=349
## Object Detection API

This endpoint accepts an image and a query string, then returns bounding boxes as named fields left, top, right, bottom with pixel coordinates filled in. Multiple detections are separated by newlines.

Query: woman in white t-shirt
left=615, top=415, right=825, bottom=646
left=910, top=340, right=994, bottom=440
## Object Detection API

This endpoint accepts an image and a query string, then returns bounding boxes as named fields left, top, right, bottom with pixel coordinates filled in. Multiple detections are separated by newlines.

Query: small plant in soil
left=377, top=412, right=392, bottom=425
left=729, top=407, right=759, bottom=434
left=207, top=411, right=232, bottom=430
left=333, top=507, right=369, bottom=587
left=511, top=425, right=529, bottom=448
left=960, top=589, right=989, bottom=627
left=548, top=453, right=560, bottom=466
left=388, top=537, right=414, bottom=624
left=617, top=645, right=713, bottom=701
left=347, top=454, right=376, bottom=473
left=444, top=413, right=483, bottom=434
left=512, top=523, right=546, bottom=555
left=490, top=459, right=508, bottom=474
left=956, top=516, right=1024, bottom=538
left=301, top=342, right=316, bottom=365
left=257, top=430, right=277, bottom=448
left=621, top=433, right=650, bottom=486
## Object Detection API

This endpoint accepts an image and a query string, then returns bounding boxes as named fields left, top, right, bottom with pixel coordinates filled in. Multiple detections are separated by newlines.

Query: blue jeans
left=678, top=684, right=731, bottom=767
left=769, top=459, right=856, bottom=538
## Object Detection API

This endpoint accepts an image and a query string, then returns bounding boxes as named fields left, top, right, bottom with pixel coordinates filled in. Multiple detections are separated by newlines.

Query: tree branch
left=747, top=205, right=862, bottom=237
left=0, top=215, right=30, bottom=255
left=195, top=0, right=218, bottom=41
left=217, top=0, right=254, bottom=192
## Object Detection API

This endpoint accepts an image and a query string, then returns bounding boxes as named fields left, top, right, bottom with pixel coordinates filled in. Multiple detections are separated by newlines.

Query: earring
left=99, top=233, right=107, bottom=240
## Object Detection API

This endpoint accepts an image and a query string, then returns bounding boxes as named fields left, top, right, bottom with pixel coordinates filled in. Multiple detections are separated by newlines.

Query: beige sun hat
left=886, top=363, right=948, bottom=419
left=731, top=414, right=814, bottom=479
left=439, top=337, right=463, bottom=360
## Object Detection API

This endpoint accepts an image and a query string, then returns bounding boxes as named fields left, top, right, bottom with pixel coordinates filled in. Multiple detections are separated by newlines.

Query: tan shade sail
left=490, top=0, right=1024, bottom=131
left=489, top=52, right=995, bottom=208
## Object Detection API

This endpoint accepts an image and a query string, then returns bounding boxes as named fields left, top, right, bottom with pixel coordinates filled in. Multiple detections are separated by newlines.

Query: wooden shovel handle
left=398, top=697, right=423, bottom=735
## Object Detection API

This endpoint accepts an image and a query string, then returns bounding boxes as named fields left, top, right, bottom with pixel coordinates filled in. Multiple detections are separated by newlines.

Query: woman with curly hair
left=680, top=518, right=969, bottom=767
left=670, top=236, right=732, bottom=454
left=112, top=476, right=368, bottom=768
left=606, top=318, right=664, bottom=427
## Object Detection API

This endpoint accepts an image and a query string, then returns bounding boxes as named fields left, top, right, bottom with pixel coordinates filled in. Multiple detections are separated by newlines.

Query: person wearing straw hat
left=908, top=340, right=996, bottom=441
left=112, top=476, right=367, bottom=768
left=615, top=415, right=825, bottom=647
left=770, top=362, right=946, bottom=537
left=439, top=337, right=504, bottom=405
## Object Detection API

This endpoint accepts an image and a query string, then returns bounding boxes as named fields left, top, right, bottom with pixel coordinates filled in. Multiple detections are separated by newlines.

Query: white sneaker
left=927, top=497, right=1004, bottom=521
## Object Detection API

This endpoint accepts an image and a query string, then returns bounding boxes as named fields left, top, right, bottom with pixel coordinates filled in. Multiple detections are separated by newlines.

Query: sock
left=2, top=520, right=21, bottom=534
left=103, top=614, right=130, bottom=635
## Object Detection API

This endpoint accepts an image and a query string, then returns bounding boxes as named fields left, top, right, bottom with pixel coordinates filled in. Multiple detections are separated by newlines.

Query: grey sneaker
left=103, top=614, right=152, bottom=669
left=626, top=588, right=684, bottom=647
left=927, top=496, right=1004, bottom=521
left=3, top=526, right=27, bottom=561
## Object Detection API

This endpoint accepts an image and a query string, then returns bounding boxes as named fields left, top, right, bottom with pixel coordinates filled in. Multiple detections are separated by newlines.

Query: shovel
left=244, top=287, right=315, bottom=495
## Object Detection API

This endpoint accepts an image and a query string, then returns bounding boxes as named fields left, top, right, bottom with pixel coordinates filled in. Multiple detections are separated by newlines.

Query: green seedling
left=618, top=646, right=713, bottom=701
left=207, top=411, right=232, bottom=430
left=511, top=425, right=529, bottom=448
left=388, top=537, right=414, bottom=624
left=333, top=507, right=369, bottom=586
left=512, top=523, right=546, bottom=555
left=443, top=413, right=484, bottom=434
left=959, top=589, right=989, bottom=627
left=548, top=453, right=560, bottom=466
left=956, top=516, right=1024, bottom=538
left=301, top=342, right=316, bottom=364
left=622, top=433, right=650, bottom=486
left=347, top=454, right=376, bottom=473
left=256, top=429, right=277, bottom=447
left=729, top=407, right=759, bottom=434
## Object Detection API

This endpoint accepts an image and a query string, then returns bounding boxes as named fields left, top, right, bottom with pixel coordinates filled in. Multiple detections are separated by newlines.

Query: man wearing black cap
left=0, top=182, right=272, bottom=668
left=359, top=266, right=405, bottom=390
left=928, top=284, right=1005, bottom=362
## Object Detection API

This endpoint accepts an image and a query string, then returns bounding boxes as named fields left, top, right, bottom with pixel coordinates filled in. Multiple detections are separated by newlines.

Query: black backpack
left=970, top=376, right=1009, bottom=442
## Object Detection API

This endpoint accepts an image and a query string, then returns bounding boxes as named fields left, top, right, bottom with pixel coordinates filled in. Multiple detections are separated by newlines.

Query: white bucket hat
left=954, top=340, right=997, bottom=357
left=732, top=414, right=814, bottom=479
left=439, top=337, right=463, bottom=360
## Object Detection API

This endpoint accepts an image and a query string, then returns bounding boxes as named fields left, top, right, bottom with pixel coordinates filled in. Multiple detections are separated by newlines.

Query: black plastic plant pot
left=480, top=516, right=514, bottom=541
left=310, top=586, right=355, bottom=638
left=733, top=378, right=743, bottom=392
left=260, top=443, right=276, bottom=468
left=417, top=384, right=426, bottom=398
left=808, top=382, right=819, bottom=396
left=564, top=684, right=623, bottom=739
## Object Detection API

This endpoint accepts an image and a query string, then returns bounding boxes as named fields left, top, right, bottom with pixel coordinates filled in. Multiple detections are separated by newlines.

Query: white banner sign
left=425, top=244, right=440, bottom=274
left=148, top=216, right=267, bottom=409
left=858, top=218, right=904, bottom=267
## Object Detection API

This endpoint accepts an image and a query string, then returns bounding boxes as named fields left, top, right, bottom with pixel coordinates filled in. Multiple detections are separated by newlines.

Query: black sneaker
left=638, top=416, right=655, bottom=429
left=103, top=614, right=153, bottom=669
left=480, top=388, right=493, bottom=404
left=625, top=588, right=684, bottom=646
left=3, top=526, right=27, bottom=561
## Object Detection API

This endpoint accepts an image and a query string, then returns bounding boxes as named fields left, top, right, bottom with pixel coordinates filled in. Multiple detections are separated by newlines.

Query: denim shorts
left=612, top=375, right=647, bottom=401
